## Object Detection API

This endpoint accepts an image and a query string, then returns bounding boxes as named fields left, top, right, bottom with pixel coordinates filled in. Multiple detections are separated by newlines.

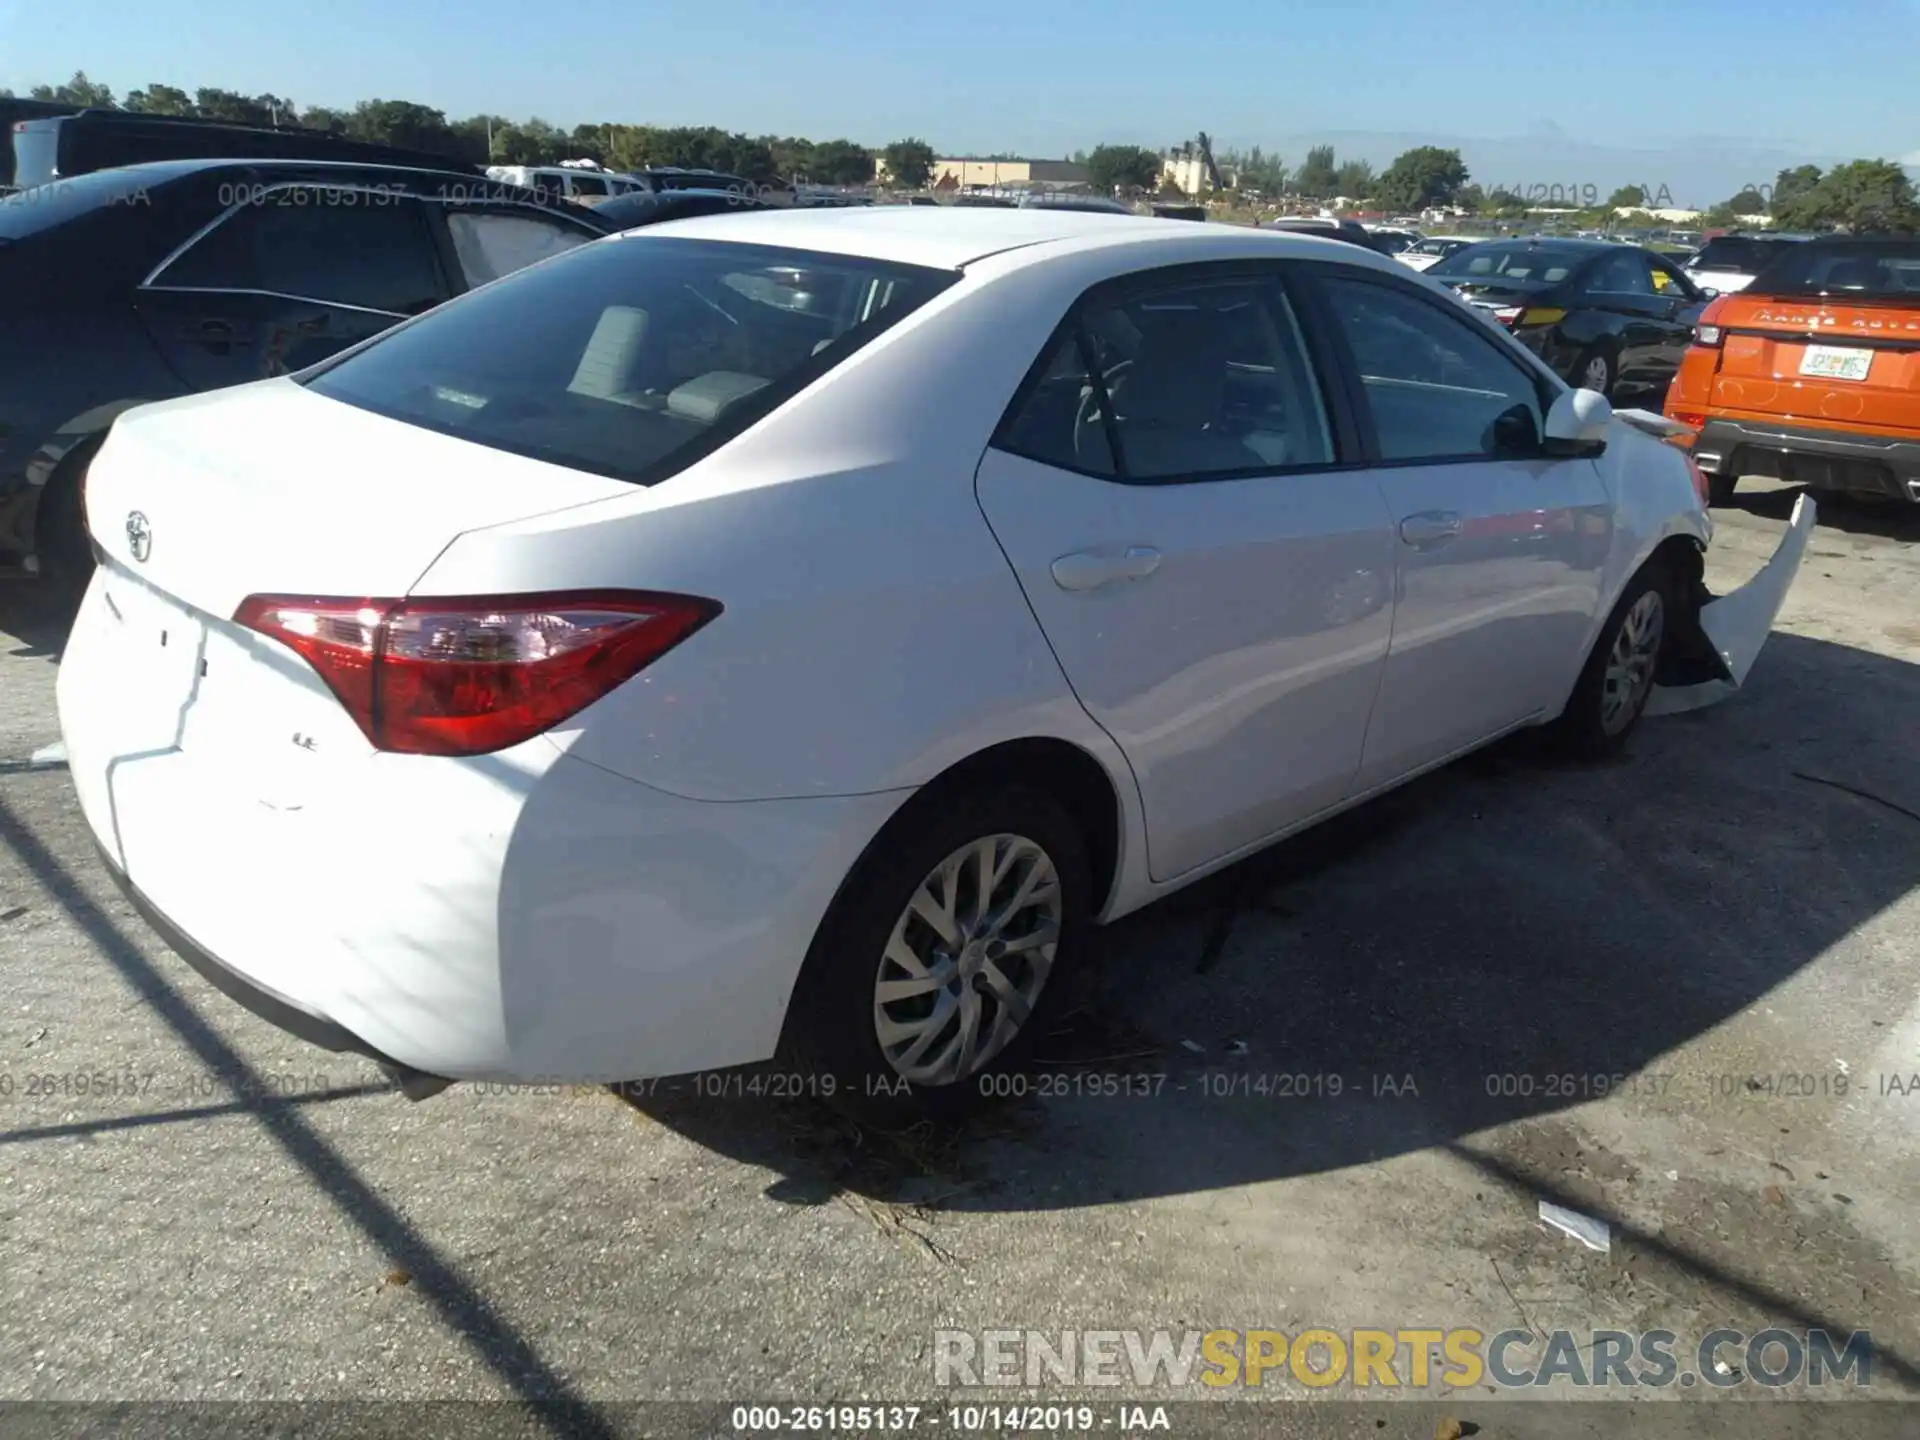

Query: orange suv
left=1665, top=236, right=1920, bottom=506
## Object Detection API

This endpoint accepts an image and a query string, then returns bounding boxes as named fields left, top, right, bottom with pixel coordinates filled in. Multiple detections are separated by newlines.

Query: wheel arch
left=775, top=734, right=1131, bottom=1069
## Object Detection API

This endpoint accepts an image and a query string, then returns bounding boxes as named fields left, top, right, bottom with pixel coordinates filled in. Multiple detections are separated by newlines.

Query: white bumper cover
left=1646, top=493, right=1817, bottom=717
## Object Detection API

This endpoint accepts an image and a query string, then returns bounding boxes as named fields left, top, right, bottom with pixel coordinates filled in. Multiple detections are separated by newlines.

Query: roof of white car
left=614, top=205, right=1391, bottom=272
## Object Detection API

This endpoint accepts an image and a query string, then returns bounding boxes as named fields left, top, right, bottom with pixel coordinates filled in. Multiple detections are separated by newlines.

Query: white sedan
left=57, top=210, right=1813, bottom=1119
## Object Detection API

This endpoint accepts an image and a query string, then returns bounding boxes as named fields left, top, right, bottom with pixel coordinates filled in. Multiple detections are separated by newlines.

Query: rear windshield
left=1747, top=241, right=1920, bottom=305
left=1429, top=242, right=1587, bottom=284
left=303, top=236, right=957, bottom=484
left=1691, top=236, right=1800, bottom=274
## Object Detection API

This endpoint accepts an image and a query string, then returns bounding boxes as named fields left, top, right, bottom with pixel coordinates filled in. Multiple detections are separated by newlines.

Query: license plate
left=1800, top=345, right=1873, bottom=381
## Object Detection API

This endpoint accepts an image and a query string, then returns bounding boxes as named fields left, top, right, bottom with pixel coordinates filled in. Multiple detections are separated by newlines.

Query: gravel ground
left=2, top=481, right=1916, bottom=1438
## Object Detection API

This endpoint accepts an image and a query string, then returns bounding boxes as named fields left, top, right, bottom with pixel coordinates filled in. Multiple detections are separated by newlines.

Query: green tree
left=1772, top=164, right=1823, bottom=211
left=1453, top=182, right=1486, bottom=212
left=123, top=84, right=197, bottom=116
left=1606, top=184, right=1646, bottom=208
left=1377, top=146, right=1470, bottom=211
left=192, top=89, right=293, bottom=127
left=300, top=106, right=350, bottom=134
left=808, top=139, right=875, bottom=185
left=1293, top=144, right=1338, bottom=199
left=881, top=137, right=936, bottom=189
left=1480, top=186, right=1529, bottom=218
left=1333, top=158, right=1375, bottom=198
left=493, top=118, right=569, bottom=165
left=1225, top=144, right=1287, bottom=195
left=1085, top=143, right=1159, bottom=195
left=1722, top=185, right=1768, bottom=216
left=1774, top=159, right=1920, bottom=232
left=29, top=70, right=116, bottom=108
left=345, top=99, right=460, bottom=156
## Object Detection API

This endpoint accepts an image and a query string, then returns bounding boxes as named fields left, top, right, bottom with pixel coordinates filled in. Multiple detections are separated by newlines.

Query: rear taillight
left=1491, top=306, right=1525, bottom=329
left=1669, top=409, right=1707, bottom=429
left=235, top=590, right=720, bottom=756
left=1693, top=324, right=1723, bottom=347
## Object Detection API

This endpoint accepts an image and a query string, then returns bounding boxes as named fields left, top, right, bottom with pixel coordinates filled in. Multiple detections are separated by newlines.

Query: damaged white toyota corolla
left=56, top=209, right=1813, bottom=1119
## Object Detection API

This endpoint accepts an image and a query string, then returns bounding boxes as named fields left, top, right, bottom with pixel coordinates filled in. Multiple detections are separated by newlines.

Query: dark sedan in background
left=0, top=158, right=608, bottom=599
left=1425, top=237, right=1710, bottom=400
left=584, top=186, right=770, bottom=230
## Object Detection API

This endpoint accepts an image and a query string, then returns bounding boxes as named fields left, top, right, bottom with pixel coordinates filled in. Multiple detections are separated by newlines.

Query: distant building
left=928, top=157, right=1090, bottom=193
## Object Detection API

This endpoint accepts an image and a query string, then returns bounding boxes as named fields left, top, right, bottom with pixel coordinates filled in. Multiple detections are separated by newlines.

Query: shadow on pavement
left=1725, top=481, right=1920, bottom=544
left=0, top=586, right=76, bottom=661
left=631, top=629, right=1920, bottom=1376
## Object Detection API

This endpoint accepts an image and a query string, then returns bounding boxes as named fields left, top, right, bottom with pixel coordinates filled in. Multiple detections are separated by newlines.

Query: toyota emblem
left=125, top=511, right=152, bottom=563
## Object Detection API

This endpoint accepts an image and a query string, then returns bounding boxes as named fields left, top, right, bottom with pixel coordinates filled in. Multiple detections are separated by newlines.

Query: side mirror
left=1543, top=387, right=1611, bottom=457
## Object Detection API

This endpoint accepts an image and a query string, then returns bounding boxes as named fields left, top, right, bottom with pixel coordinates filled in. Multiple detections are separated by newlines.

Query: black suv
left=10, top=109, right=482, bottom=191
left=0, top=158, right=609, bottom=598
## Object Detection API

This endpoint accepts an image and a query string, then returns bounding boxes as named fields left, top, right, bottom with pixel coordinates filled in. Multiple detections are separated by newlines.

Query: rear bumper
left=93, top=839, right=451, bottom=1096
left=1694, top=416, right=1920, bottom=502
left=58, top=575, right=907, bottom=1084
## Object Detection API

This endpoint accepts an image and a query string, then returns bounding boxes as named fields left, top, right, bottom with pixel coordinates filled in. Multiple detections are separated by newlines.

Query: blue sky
left=4, top=0, right=1917, bottom=199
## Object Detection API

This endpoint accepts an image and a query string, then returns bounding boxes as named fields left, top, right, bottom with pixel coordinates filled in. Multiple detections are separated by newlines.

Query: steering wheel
left=1072, top=360, right=1133, bottom=465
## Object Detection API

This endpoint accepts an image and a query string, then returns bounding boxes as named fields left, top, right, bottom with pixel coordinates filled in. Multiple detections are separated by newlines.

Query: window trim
left=1300, top=261, right=1563, bottom=470
left=989, top=258, right=1367, bottom=489
left=139, top=181, right=454, bottom=314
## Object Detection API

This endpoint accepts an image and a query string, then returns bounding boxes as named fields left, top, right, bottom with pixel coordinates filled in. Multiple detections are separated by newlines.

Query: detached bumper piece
left=94, top=841, right=456, bottom=1101
left=1645, top=493, right=1816, bottom=717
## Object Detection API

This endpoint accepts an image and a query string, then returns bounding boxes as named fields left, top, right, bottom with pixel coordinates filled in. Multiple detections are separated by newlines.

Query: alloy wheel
left=873, top=834, right=1062, bottom=1086
left=1600, top=589, right=1664, bottom=735
left=1581, top=355, right=1612, bottom=394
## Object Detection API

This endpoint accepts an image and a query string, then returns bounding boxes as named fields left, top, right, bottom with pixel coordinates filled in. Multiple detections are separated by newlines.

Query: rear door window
left=153, top=189, right=449, bottom=315
left=996, top=273, right=1334, bottom=482
left=302, top=236, right=957, bottom=485
left=1586, top=250, right=1655, bottom=297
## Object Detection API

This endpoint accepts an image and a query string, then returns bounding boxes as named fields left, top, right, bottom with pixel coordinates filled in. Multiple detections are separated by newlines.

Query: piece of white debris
left=1227, top=1040, right=1250, bottom=1056
left=1665, top=1170, right=1680, bottom=1182
left=1834, top=1059, right=1850, bottom=1076
left=1179, top=1039, right=1205, bottom=1054
left=1714, top=1358, right=1738, bottom=1378
left=1538, top=1200, right=1610, bottom=1252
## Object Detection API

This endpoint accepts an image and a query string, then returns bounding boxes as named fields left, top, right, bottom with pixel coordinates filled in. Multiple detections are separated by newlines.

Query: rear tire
left=1550, top=560, right=1672, bottom=758
left=783, top=785, right=1092, bottom=1126
left=1707, top=472, right=1737, bottom=507
left=35, top=437, right=101, bottom=609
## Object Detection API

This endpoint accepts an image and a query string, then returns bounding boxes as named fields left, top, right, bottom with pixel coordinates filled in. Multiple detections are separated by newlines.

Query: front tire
left=1573, top=345, right=1617, bottom=400
left=1551, top=561, right=1671, bottom=757
left=784, top=785, right=1092, bottom=1125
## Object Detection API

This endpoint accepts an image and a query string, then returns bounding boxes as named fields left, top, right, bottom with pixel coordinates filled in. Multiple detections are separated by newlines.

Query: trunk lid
left=1707, top=295, right=1920, bottom=436
left=71, top=378, right=638, bottom=806
left=86, top=378, right=638, bottom=616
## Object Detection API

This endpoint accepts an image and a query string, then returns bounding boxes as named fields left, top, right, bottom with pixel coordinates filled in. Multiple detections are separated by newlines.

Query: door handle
left=1050, top=545, right=1163, bottom=592
left=1399, top=511, right=1463, bottom=549
left=192, top=318, right=238, bottom=355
